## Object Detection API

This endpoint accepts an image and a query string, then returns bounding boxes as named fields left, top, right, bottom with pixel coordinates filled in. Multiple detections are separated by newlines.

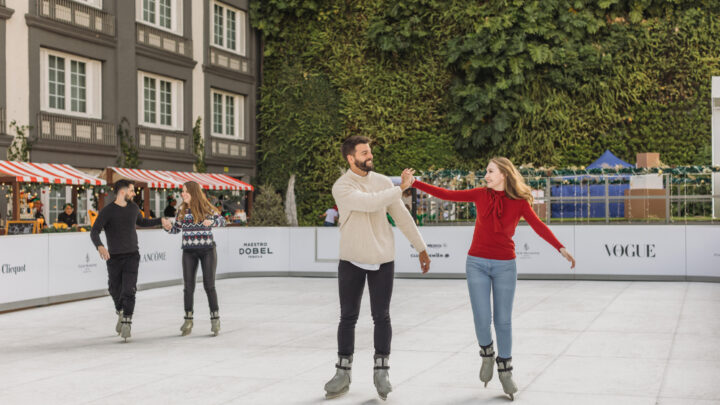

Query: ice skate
left=373, top=355, right=392, bottom=401
left=180, top=311, right=193, bottom=336
left=479, top=342, right=495, bottom=387
left=496, top=357, right=518, bottom=401
left=324, top=355, right=352, bottom=399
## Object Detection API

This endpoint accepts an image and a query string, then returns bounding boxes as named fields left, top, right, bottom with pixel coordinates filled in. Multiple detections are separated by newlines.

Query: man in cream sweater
left=324, top=136, right=431, bottom=401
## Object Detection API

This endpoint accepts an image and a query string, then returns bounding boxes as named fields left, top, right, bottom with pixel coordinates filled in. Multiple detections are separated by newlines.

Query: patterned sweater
left=167, top=209, right=226, bottom=249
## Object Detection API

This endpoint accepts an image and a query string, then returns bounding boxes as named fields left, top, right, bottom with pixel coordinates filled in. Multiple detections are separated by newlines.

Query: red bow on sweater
left=484, top=188, right=504, bottom=232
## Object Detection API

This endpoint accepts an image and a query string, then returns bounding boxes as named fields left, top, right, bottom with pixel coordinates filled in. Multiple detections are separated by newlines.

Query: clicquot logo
left=2, top=264, right=26, bottom=275
left=604, top=244, right=656, bottom=258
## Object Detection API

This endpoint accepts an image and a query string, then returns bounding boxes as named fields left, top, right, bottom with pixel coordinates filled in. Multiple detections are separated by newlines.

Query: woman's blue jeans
left=465, top=255, right=517, bottom=359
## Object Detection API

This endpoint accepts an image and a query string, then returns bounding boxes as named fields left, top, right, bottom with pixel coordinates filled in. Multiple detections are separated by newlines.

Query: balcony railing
left=38, top=112, right=116, bottom=146
left=0, top=107, right=5, bottom=135
left=37, top=0, right=115, bottom=37
left=136, top=23, right=192, bottom=58
left=209, top=46, right=250, bottom=75
left=137, top=126, right=190, bottom=154
left=210, top=138, right=247, bottom=158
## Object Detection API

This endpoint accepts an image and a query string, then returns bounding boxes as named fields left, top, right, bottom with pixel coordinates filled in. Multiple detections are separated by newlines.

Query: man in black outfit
left=57, top=203, right=77, bottom=228
left=90, top=180, right=171, bottom=342
left=163, top=198, right=177, bottom=218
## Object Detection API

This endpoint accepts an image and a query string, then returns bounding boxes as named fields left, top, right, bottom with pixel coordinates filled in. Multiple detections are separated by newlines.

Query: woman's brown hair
left=177, top=181, right=219, bottom=223
left=489, top=157, right=534, bottom=204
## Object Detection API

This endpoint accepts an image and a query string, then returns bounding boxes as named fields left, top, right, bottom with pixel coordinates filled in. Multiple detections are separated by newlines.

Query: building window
left=41, top=49, right=101, bottom=119
left=211, top=1, right=246, bottom=56
left=137, top=0, right=182, bottom=35
left=138, top=71, right=183, bottom=130
left=73, top=0, right=103, bottom=9
left=211, top=89, right=244, bottom=140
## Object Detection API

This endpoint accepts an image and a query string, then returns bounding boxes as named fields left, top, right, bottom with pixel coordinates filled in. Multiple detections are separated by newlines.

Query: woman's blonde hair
left=489, top=157, right=533, bottom=204
left=178, top=181, right=219, bottom=223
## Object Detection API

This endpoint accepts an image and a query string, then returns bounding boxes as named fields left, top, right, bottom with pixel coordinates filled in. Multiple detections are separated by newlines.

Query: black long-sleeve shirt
left=90, top=202, right=162, bottom=255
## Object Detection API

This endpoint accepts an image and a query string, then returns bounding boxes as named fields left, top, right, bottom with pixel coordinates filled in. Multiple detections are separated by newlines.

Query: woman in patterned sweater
left=166, top=181, right=226, bottom=336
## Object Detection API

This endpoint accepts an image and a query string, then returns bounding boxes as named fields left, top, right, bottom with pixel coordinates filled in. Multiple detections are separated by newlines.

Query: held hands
left=202, top=219, right=214, bottom=226
left=97, top=246, right=110, bottom=261
left=161, top=217, right=172, bottom=231
left=400, top=168, right=416, bottom=191
left=560, top=248, right=576, bottom=269
left=418, top=250, right=431, bottom=274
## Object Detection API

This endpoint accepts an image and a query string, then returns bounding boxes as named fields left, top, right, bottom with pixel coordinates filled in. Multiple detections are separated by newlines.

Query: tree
left=248, top=184, right=288, bottom=226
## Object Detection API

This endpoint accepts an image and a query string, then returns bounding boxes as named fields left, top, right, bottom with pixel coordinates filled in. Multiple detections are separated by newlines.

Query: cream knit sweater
left=331, top=170, right=427, bottom=264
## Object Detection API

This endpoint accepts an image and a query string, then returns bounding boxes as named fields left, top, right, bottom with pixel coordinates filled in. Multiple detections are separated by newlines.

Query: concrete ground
left=1, top=277, right=719, bottom=404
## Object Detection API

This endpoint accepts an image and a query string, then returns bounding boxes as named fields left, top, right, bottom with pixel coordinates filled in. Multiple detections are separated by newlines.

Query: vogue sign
left=604, top=243, right=656, bottom=258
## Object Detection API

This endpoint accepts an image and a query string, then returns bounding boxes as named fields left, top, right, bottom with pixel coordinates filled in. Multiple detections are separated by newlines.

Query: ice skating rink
left=0, top=277, right=719, bottom=405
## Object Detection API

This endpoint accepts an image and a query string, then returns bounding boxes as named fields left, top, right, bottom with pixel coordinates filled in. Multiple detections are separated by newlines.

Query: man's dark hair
left=113, top=179, right=134, bottom=194
left=63, top=203, right=74, bottom=209
left=341, top=136, right=371, bottom=162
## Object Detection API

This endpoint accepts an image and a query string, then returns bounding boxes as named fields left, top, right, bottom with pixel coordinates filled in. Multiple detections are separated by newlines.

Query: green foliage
left=7, top=120, right=33, bottom=162
left=248, top=184, right=288, bottom=226
left=251, top=0, right=720, bottom=224
left=193, top=117, right=206, bottom=173
left=116, top=117, right=141, bottom=169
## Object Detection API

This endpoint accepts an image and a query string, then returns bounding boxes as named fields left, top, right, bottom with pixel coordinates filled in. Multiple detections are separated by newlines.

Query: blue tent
left=551, top=150, right=632, bottom=219
left=587, top=150, right=632, bottom=169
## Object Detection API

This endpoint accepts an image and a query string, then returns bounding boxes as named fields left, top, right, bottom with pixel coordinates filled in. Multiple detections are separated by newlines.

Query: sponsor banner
left=513, top=225, right=575, bottom=275
left=574, top=225, right=685, bottom=276
left=291, top=228, right=337, bottom=273
left=394, top=226, right=474, bottom=274
left=0, top=234, right=50, bottom=304
left=686, top=225, right=720, bottom=278
left=315, top=227, right=340, bottom=261
left=136, top=229, right=183, bottom=284
left=223, top=227, right=290, bottom=272
left=48, top=232, right=107, bottom=296
left=213, top=227, right=231, bottom=274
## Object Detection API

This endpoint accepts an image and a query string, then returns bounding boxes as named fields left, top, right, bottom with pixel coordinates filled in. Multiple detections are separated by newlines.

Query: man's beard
left=356, top=158, right=374, bottom=172
left=125, top=194, right=132, bottom=202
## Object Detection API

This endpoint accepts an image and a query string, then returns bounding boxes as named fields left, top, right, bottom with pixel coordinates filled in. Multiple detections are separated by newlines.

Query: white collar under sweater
left=331, top=170, right=427, bottom=265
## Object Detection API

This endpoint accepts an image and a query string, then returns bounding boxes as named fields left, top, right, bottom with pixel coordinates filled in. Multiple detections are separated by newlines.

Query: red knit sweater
left=413, top=180, right=564, bottom=260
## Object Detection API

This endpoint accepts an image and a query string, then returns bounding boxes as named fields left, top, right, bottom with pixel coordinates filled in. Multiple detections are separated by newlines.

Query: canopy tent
left=160, top=171, right=253, bottom=191
left=0, top=161, right=106, bottom=186
left=587, top=150, right=633, bottom=169
left=0, top=160, right=106, bottom=222
left=103, top=167, right=254, bottom=218
left=551, top=151, right=632, bottom=219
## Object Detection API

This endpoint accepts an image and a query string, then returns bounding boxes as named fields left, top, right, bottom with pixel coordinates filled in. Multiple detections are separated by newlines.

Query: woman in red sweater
left=403, top=157, right=575, bottom=400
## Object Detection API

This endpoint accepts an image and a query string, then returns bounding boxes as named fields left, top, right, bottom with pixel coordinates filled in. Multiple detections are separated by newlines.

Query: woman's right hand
left=560, top=248, right=576, bottom=269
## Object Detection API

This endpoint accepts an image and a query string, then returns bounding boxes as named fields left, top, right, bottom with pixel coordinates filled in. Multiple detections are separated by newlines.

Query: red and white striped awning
left=109, top=167, right=182, bottom=189
left=0, top=160, right=106, bottom=185
left=108, top=167, right=253, bottom=191
left=162, top=171, right=254, bottom=191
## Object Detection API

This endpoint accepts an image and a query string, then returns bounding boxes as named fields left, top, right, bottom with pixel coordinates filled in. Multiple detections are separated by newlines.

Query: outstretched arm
left=411, top=180, right=480, bottom=203
left=522, top=202, right=575, bottom=268
left=136, top=212, right=162, bottom=228
left=332, top=181, right=402, bottom=213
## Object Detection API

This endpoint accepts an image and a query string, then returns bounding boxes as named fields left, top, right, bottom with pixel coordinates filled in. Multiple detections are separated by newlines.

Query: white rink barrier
left=1, top=225, right=719, bottom=310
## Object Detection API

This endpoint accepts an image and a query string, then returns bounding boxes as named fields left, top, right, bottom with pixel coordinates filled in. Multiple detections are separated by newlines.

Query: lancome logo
left=604, top=244, right=656, bottom=258
left=2, top=264, right=26, bottom=275
left=141, top=252, right=167, bottom=263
